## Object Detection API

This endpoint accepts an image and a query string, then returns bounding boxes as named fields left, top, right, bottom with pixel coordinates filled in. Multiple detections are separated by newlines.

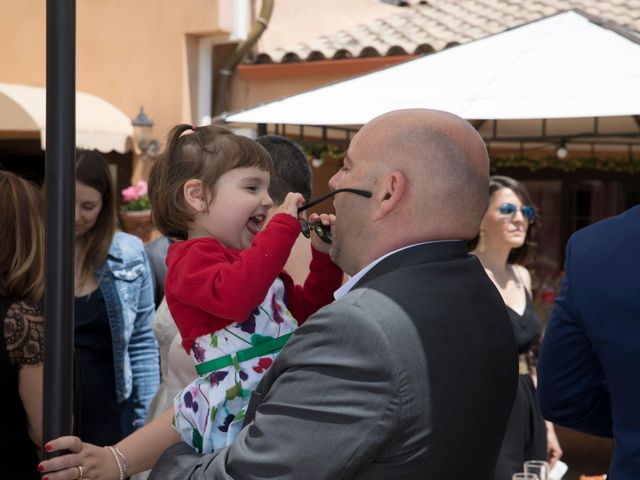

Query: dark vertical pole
left=43, top=0, right=76, bottom=453
left=257, top=123, right=267, bottom=136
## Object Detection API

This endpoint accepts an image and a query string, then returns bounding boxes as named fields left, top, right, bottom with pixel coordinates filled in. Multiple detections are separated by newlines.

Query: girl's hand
left=274, top=192, right=305, bottom=219
left=308, top=213, right=336, bottom=255
left=38, top=436, right=119, bottom=480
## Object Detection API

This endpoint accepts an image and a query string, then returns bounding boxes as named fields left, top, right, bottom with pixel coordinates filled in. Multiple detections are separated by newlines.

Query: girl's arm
left=39, top=408, right=180, bottom=480
left=168, top=195, right=304, bottom=324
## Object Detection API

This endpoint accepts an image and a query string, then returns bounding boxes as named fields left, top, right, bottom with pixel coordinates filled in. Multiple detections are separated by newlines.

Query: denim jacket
left=96, top=232, right=160, bottom=429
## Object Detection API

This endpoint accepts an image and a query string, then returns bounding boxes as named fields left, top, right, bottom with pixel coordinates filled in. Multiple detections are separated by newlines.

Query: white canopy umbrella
left=226, top=10, right=640, bottom=147
left=0, top=82, right=133, bottom=153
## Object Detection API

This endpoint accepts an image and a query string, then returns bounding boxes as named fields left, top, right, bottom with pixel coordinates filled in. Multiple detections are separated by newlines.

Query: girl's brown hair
left=75, top=150, right=116, bottom=282
left=468, top=175, right=538, bottom=265
left=0, top=171, right=45, bottom=304
left=148, top=124, right=273, bottom=240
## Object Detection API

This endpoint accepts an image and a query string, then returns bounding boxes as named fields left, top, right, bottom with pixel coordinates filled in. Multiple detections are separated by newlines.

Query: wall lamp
left=131, top=106, right=160, bottom=159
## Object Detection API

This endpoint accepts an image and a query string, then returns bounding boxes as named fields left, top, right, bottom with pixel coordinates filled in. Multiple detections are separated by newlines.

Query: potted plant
left=119, top=180, right=154, bottom=243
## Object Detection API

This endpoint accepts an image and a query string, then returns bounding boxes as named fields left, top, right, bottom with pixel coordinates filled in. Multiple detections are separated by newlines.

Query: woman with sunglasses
left=469, top=175, right=562, bottom=479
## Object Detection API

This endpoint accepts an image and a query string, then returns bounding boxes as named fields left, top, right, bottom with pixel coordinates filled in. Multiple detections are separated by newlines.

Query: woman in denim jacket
left=74, top=150, right=160, bottom=446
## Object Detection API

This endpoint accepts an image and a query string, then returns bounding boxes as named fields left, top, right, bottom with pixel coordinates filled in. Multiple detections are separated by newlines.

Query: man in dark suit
left=538, top=205, right=640, bottom=479
left=150, top=108, right=518, bottom=479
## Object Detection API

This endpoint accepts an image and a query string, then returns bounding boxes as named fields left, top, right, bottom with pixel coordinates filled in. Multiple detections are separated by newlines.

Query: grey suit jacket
left=151, top=241, right=518, bottom=479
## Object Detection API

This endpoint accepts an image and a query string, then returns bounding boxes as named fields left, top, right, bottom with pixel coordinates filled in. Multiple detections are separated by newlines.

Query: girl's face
left=190, top=166, right=274, bottom=250
left=75, top=181, right=103, bottom=238
left=480, top=187, right=530, bottom=250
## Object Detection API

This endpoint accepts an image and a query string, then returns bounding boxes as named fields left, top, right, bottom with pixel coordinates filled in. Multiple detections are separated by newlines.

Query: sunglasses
left=298, top=188, right=373, bottom=244
left=498, top=203, right=536, bottom=224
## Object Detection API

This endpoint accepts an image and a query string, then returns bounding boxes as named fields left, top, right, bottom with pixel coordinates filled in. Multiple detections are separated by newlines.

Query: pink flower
left=135, top=180, right=148, bottom=196
left=121, top=185, right=138, bottom=202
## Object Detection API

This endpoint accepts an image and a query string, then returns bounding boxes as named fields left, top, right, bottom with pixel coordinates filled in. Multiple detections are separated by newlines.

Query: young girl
left=153, top=124, right=343, bottom=452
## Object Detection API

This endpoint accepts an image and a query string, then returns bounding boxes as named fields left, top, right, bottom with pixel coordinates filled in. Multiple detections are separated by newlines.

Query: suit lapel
left=354, top=241, right=469, bottom=289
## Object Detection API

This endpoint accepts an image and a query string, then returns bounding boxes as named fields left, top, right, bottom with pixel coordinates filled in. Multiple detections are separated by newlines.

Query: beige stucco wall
left=0, top=0, right=233, bottom=144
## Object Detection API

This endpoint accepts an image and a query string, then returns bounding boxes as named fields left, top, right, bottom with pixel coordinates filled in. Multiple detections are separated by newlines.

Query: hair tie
left=192, top=124, right=198, bottom=131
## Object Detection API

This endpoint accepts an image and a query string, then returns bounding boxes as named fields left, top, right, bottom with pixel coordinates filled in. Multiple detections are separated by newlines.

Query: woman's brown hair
left=0, top=171, right=45, bottom=304
left=468, top=175, right=538, bottom=265
left=75, top=150, right=116, bottom=282
left=148, top=124, right=273, bottom=240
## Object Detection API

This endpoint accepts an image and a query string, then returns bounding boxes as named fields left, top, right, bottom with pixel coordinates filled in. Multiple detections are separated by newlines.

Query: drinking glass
left=524, top=460, right=549, bottom=480
left=512, top=474, right=539, bottom=480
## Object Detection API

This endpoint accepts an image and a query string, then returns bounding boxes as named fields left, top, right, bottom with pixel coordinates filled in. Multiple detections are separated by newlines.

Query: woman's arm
left=5, top=301, right=44, bottom=448
left=39, top=408, right=181, bottom=480
left=19, top=363, right=43, bottom=448
left=128, top=251, right=161, bottom=429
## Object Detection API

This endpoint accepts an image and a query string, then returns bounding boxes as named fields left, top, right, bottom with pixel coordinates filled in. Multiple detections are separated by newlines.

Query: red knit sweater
left=165, top=214, right=343, bottom=352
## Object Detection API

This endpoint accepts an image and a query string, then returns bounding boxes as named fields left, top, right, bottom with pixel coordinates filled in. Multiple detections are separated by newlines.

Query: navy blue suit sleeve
left=537, top=238, right=613, bottom=437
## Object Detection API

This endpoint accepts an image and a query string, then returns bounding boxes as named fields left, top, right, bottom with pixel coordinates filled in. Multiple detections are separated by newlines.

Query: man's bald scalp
left=367, top=109, right=489, bottom=240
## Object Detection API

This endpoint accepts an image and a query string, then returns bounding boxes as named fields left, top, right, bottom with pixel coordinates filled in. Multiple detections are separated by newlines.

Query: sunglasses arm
left=297, top=188, right=372, bottom=213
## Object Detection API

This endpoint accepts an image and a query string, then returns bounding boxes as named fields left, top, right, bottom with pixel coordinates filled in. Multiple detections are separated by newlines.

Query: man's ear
left=183, top=179, right=207, bottom=212
left=373, top=171, right=405, bottom=221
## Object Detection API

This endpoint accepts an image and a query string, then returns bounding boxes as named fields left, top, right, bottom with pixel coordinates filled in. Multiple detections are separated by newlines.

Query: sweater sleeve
left=283, top=246, right=344, bottom=324
left=166, top=214, right=300, bottom=326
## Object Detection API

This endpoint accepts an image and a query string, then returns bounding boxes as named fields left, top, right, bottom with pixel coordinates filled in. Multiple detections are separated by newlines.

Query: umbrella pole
left=43, top=0, right=76, bottom=455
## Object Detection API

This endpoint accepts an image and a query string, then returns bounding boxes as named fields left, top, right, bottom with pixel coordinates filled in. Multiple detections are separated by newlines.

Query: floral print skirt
left=173, top=279, right=298, bottom=453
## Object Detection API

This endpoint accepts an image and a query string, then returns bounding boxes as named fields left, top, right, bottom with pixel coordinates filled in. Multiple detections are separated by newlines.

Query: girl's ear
left=183, top=179, right=206, bottom=212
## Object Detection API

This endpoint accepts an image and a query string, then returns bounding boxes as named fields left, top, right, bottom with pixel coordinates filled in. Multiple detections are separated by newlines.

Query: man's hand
left=307, top=212, right=336, bottom=255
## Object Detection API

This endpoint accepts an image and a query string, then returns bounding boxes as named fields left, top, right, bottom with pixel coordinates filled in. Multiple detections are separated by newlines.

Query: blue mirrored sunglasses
left=498, top=203, right=536, bottom=223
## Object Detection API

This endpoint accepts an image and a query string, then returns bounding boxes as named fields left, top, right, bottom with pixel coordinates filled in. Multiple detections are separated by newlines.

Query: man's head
left=256, top=135, right=312, bottom=206
left=328, top=108, right=489, bottom=275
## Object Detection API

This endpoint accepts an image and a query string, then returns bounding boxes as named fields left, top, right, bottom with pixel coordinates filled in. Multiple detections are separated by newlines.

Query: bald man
left=150, top=109, right=518, bottom=479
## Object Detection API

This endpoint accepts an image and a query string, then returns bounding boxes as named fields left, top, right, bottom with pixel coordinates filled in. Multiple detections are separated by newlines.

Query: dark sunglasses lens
left=312, top=222, right=332, bottom=244
left=299, top=219, right=311, bottom=238
left=499, top=204, right=517, bottom=215
left=522, top=206, right=535, bottom=222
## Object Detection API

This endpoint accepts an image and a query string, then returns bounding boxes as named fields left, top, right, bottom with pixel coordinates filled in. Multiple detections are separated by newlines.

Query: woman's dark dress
left=74, top=289, right=134, bottom=446
left=0, top=297, right=42, bottom=479
left=493, top=290, right=547, bottom=480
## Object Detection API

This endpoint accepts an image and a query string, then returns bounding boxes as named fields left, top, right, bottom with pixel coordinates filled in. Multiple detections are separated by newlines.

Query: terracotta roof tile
left=253, top=0, right=640, bottom=63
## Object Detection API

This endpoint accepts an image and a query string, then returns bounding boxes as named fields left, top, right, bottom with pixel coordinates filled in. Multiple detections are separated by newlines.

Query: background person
left=147, top=109, right=519, bottom=479
left=538, top=204, right=640, bottom=479
left=144, top=235, right=173, bottom=309
left=469, top=175, right=562, bottom=479
left=0, top=171, right=45, bottom=479
left=73, top=150, right=159, bottom=446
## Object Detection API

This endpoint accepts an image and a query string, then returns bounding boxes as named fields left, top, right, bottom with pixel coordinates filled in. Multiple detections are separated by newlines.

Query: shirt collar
left=333, top=240, right=457, bottom=300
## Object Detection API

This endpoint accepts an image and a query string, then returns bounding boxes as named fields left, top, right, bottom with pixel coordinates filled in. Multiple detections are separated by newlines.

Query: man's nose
left=328, top=171, right=341, bottom=191
left=262, top=193, right=274, bottom=209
